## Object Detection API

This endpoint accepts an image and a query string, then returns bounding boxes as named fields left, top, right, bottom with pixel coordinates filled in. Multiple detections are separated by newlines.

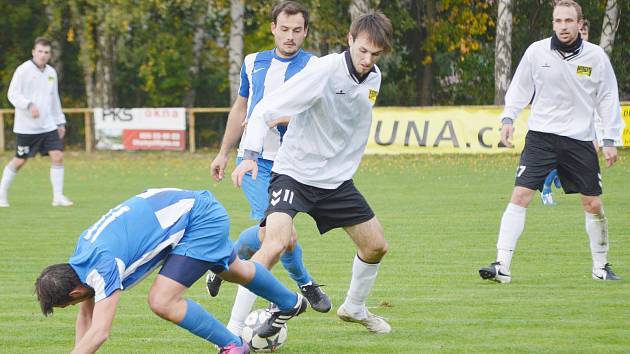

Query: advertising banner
left=94, top=108, right=186, bottom=151
left=366, top=106, right=530, bottom=154
left=622, top=106, right=630, bottom=146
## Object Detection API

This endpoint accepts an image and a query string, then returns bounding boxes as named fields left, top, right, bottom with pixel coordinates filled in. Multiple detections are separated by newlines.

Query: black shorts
left=515, top=131, right=601, bottom=196
left=15, top=130, right=64, bottom=158
left=262, top=173, right=375, bottom=234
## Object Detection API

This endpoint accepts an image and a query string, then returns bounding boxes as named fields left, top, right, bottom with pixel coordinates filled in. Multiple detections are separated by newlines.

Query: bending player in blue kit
left=35, top=188, right=306, bottom=354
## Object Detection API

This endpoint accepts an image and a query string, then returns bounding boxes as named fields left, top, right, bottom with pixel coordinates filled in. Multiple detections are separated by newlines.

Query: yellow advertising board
left=366, top=106, right=530, bottom=154
left=366, top=104, right=630, bottom=154
left=622, top=105, right=630, bottom=146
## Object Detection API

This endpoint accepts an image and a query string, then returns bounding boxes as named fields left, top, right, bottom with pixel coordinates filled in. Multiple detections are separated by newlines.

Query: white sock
left=226, top=285, right=257, bottom=336
left=342, top=254, right=380, bottom=318
left=585, top=211, right=608, bottom=270
left=0, top=165, right=17, bottom=198
left=50, top=165, right=64, bottom=198
left=496, top=203, right=527, bottom=273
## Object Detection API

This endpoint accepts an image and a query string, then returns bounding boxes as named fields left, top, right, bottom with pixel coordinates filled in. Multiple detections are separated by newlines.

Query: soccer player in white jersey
left=232, top=12, right=394, bottom=334
left=34, top=188, right=307, bottom=354
left=479, top=0, right=624, bottom=283
left=0, top=37, right=73, bottom=207
left=208, top=1, right=330, bottom=335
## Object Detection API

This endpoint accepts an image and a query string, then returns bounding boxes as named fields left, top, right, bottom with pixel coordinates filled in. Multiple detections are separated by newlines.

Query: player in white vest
left=232, top=11, right=394, bottom=334
left=1, top=37, right=73, bottom=207
left=479, top=0, right=625, bottom=283
left=208, top=2, right=330, bottom=336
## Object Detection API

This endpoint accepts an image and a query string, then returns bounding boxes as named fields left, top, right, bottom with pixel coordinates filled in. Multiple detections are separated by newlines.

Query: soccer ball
left=242, top=308, right=288, bottom=352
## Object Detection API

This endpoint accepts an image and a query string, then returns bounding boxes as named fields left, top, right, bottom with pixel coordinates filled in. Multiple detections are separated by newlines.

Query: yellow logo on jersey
left=577, top=65, right=592, bottom=77
left=48, top=76, right=55, bottom=81
left=368, top=89, right=378, bottom=105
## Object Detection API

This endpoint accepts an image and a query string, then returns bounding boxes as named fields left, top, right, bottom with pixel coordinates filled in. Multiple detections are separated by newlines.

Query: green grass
left=0, top=151, right=629, bottom=353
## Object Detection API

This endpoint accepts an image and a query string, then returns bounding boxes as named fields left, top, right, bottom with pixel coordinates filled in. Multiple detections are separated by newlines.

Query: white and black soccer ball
left=242, top=308, right=288, bottom=352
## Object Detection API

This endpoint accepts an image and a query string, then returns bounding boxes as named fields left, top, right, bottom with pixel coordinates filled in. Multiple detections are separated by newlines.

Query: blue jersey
left=69, top=189, right=214, bottom=302
left=237, top=48, right=314, bottom=161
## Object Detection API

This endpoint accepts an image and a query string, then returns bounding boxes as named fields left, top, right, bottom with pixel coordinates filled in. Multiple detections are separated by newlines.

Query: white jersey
left=7, top=60, right=66, bottom=134
left=237, top=49, right=314, bottom=161
left=242, top=52, right=381, bottom=189
left=502, top=38, right=624, bottom=142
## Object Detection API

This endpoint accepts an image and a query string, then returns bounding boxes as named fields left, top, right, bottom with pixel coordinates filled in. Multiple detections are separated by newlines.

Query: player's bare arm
left=211, top=95, right=248, bottom=181
left=75, top=298, right=94, bottom=344
left=71, top=291, right=120, bottom=354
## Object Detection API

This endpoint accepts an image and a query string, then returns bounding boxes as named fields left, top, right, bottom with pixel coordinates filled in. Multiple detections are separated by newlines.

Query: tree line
left=1, top=0, right=628, bottom=136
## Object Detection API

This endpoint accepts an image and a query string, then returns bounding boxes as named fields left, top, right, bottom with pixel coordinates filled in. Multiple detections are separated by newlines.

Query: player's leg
left=46, top=131, right=73, bottom=206
left=558, top=136, right=620, bottom=280
left=480, top=131, right=555, bottom=283
left=150, top=255, right=247, bottom=352
left=0, top=132, right=34, bottom=207
left=238, top=157, right=318, bottom=290
left=220, top=256, right=307, bottom=337
left=0, top=157, right=27, bottom=207
left=337, top=216, right=391, bottom=334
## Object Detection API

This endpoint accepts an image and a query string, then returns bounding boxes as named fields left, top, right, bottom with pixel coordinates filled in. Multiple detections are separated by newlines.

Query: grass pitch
left=0, top=151, right=628, bottom=353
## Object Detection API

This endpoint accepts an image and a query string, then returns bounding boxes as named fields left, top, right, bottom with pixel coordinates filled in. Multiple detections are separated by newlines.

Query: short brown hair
left=34, top=36, right=52, bottom=49
left=582, top=18, right=590, bottom=31
left=271, top=1, right=309, bottom=29
left=35, top=263, right=82, bottom=316
left=554, top=0, right=583, bottom=20
left=349, top=11, right=394, bottom=52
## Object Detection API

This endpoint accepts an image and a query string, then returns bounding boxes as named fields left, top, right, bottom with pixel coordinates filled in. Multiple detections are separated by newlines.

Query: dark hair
left=582, top=18, right=590, bottom=31
left=33, top=37, right=52, bottom=49
left=349, top=11, right=394, bottom=52
left=35, top=263, right=82, bottom=316
left=554, top=0, right=583, bottom=20
left=271, top=1, right=309, bottom=29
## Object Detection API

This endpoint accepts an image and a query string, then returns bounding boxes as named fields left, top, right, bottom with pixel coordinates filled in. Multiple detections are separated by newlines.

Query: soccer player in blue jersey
left=209, top=0, right=330, bottom=336
left=35, top=188, right=307, bottom=354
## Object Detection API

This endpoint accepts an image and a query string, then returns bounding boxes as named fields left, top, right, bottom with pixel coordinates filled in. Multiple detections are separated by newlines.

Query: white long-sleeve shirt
left=242, top=52, right=381, bottom=189
left=502, top=38, right=624, bottom=141
left=7, top=60, right=66, bottom=134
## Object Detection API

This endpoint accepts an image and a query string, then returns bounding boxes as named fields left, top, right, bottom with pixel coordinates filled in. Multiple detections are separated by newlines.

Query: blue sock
left=245, top=262, right=298, bottom=311
left=177, top=299, right=241, bottom=348
left=234, top=225, right=261, bottom=260
left=280, top=243, right=312, bottom=287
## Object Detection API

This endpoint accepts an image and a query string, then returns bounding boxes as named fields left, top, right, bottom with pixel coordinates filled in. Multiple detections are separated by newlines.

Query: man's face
left=32, top=44, right=51, bottom=67
left=271, top=12, right=308, bottom=58
left=347, top=32, right=384, bottom=76
left=552, top=6, right=582, bottom=44
left=579, top=25, right=589, bottom=42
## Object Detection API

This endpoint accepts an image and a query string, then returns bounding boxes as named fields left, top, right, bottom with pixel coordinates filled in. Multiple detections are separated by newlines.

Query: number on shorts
left=516, top=165, right=526, bottom=177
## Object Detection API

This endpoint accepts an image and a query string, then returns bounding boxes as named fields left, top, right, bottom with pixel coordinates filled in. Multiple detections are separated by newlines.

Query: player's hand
left=602, top=146, right=618, bottom=167
left=231, top=159, right=258, bottom=188
left=210, top=154, right=229, bottom=181
left=500, top=123, right=514, bottom=148
left=57, top=126, right=66, bottom=139
left=29, top=104, right=40, bottom=118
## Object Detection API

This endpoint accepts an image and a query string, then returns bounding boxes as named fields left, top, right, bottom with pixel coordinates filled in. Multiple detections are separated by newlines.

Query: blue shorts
left=236, top=156, right=273, bottom=221
left=170, top=191, right=234, bottom=272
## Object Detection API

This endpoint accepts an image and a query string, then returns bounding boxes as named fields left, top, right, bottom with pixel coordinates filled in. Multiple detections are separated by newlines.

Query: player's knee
left=50, top=151, right=64, bottom=165
left=581, top=197, right=603, bottom=214
left=147, top=293, right=173, bottom=320
left=10, top=158, right=26, bottom=170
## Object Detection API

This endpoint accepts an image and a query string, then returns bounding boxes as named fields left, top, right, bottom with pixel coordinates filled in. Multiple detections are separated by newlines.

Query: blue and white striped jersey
left=237, top=48, right=314, bottom=161
left=69, top=188, right=208, bottom=302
